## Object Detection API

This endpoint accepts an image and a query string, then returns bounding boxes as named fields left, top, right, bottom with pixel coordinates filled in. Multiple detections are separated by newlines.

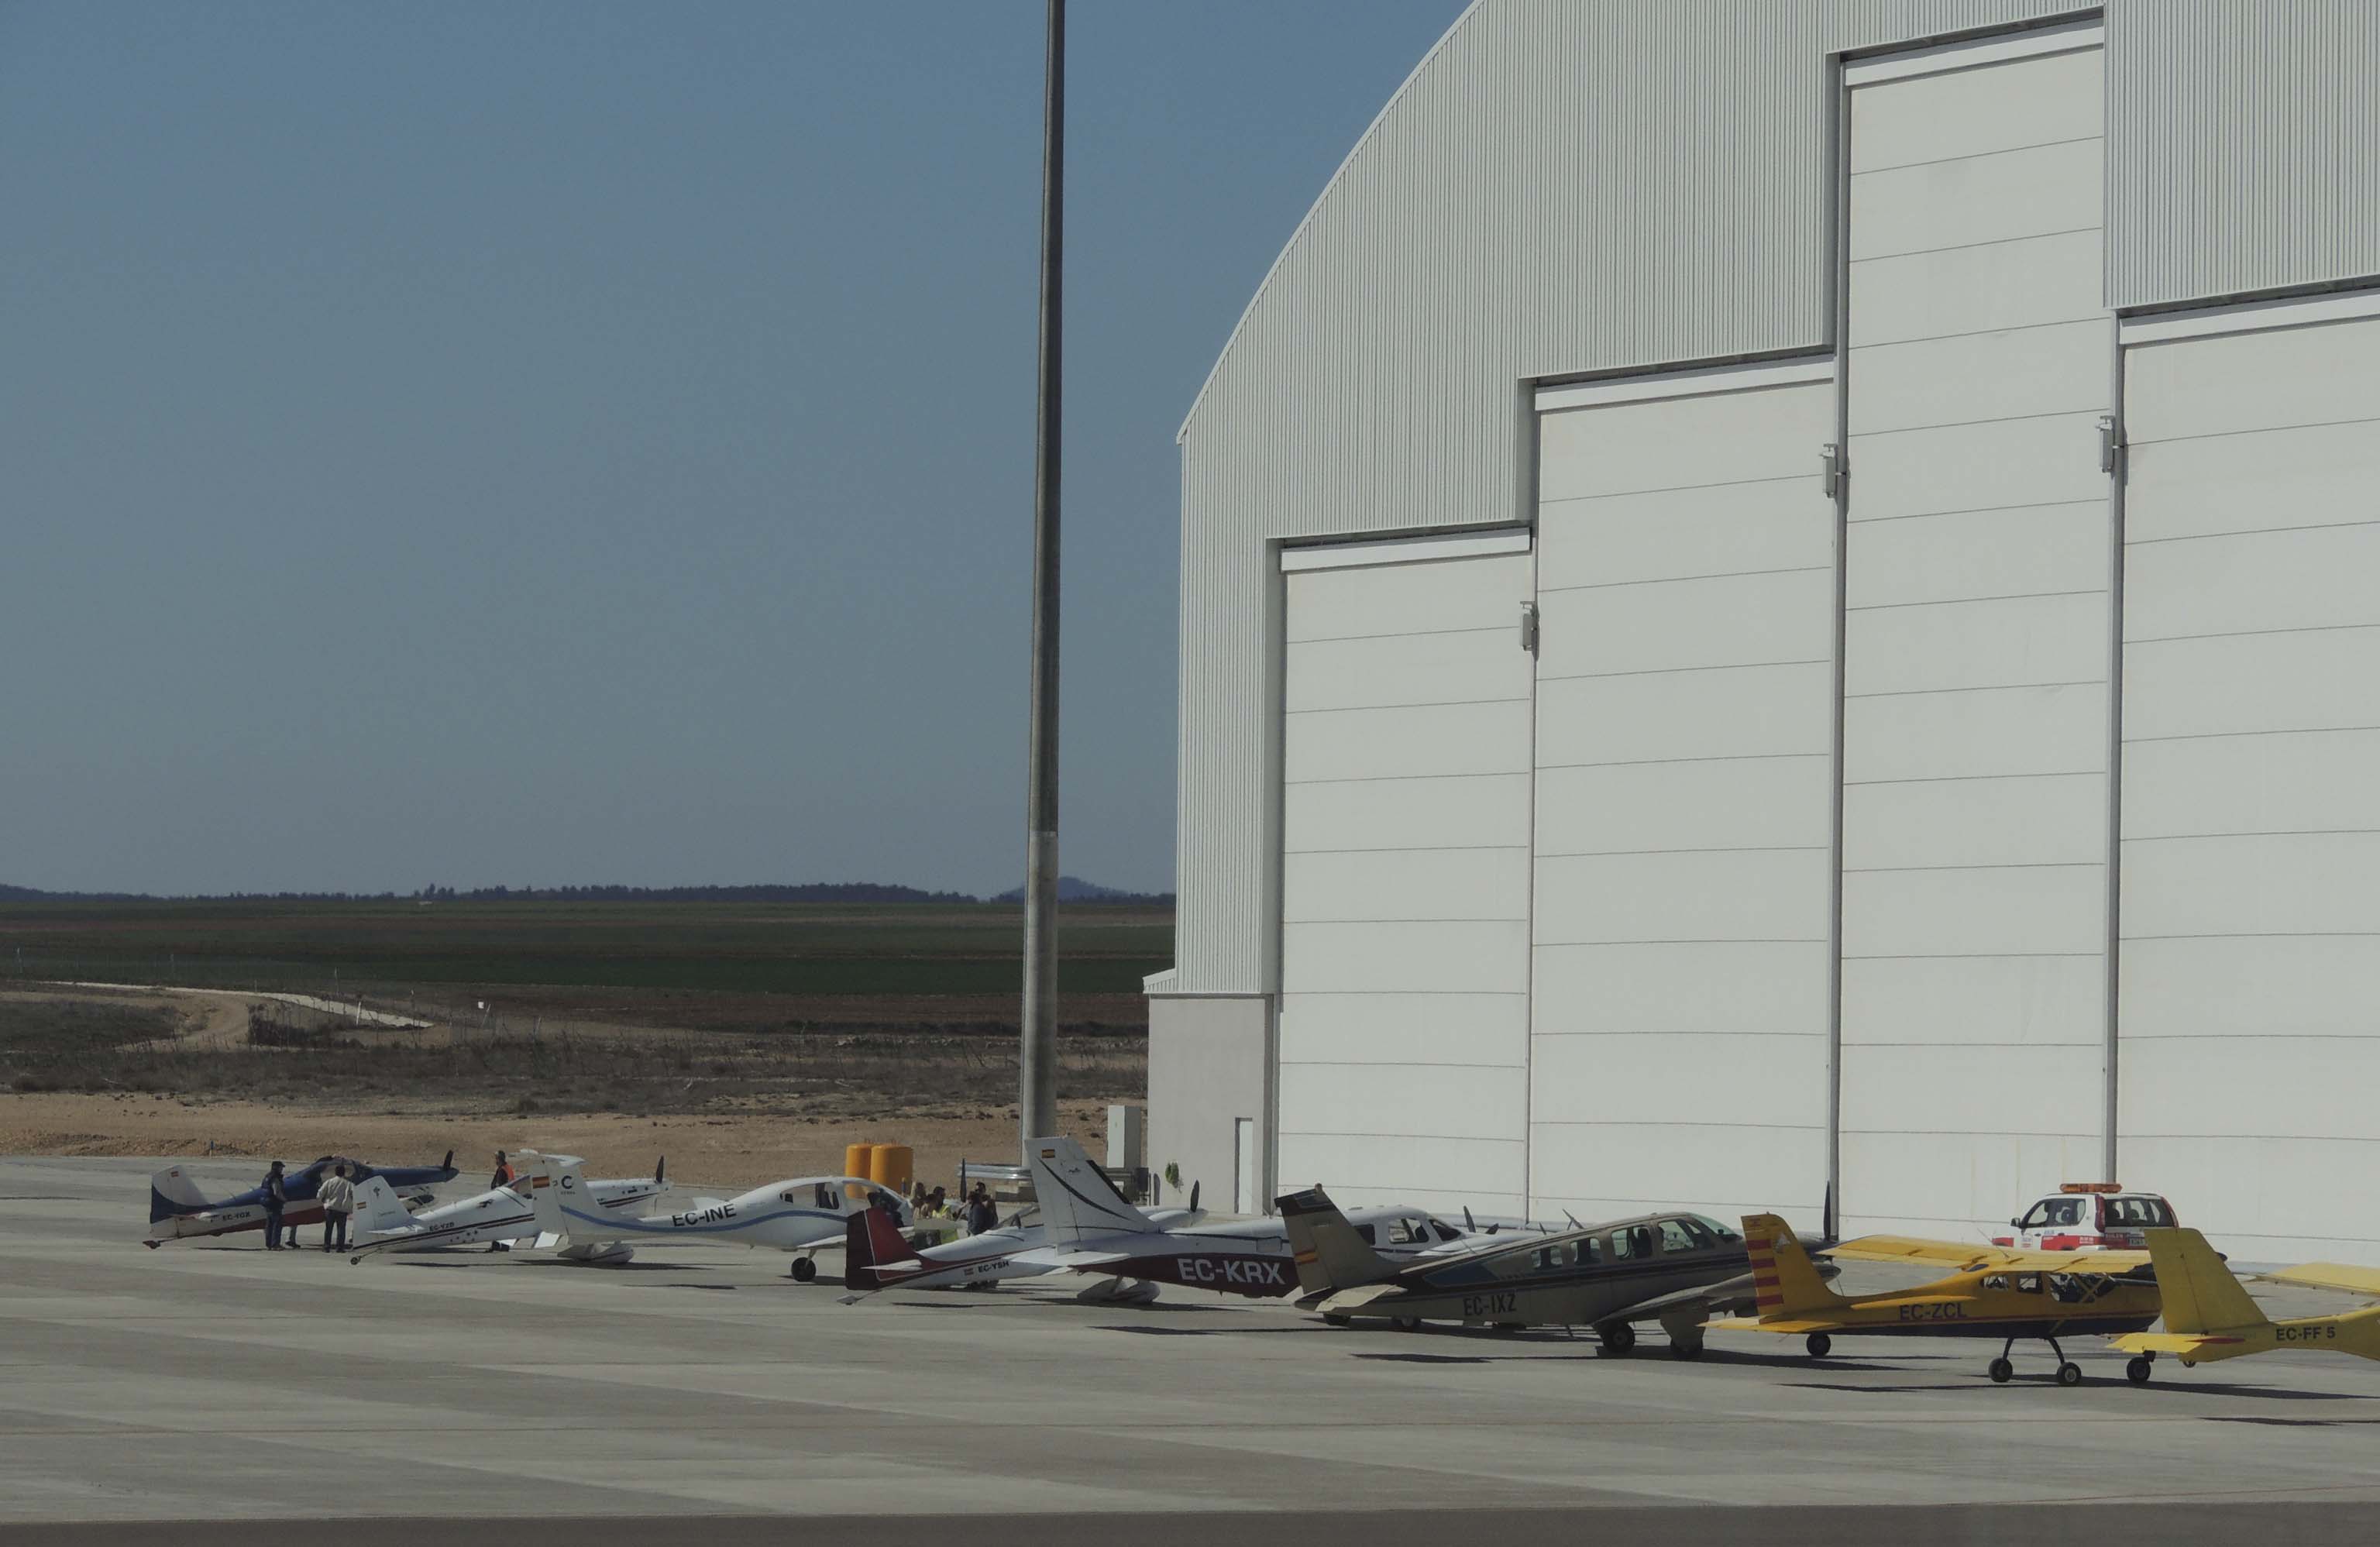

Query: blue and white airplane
left=527, top=1150, right=913, bottom=1276
left=146, top=1151, right=460, bottom=1246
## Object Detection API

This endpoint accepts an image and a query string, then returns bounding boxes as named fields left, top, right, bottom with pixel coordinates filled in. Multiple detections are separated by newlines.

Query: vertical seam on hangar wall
left=1825, top=50, right=1853, bottom=1238
left=2102, top=335, right=2127, bottom=1184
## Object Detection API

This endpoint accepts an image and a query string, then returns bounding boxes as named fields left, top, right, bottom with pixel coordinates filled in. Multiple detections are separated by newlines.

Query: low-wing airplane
left=844, top=1137, right=1475, bottom=1305
left=1278, top=1184, right=1784, bottom=1355
left=2110, top=1227, right=2380, bottom=1383
left=145, top=1151, right=459, bottom=1246
left=528, top=1151, right=911, bottom=1274
left=1711, top=1213, right=2160, bottom=1385
left=344, top=1156, right=667, bottom=1262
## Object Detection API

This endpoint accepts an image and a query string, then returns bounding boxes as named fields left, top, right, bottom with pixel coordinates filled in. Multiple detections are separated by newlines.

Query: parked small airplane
left=527, top=1150, right=911, bottom=1274
left=1278, top=1184, right=1780, bottom=1355
left=2110, top=1227, right=2380, bottom=1382
left=844, top=1138, right=1474, bottom=1304
left=146, top=1151, right=459, bottom=1246
left=1712, top=1213, right=2160, bottom=1385
left=344, top=1156, right=667, bottom=1262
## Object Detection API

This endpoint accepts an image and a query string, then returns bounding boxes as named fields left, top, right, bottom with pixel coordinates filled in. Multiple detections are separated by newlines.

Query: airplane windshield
left=1687, top=1214, right=1741, bottom=1244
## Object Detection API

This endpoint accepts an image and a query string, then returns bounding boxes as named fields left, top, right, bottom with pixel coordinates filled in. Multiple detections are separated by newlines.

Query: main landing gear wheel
left=1391, top=1315, right=1422, bottom=1333
left=1597, top=1322, right=1636, bottom=1355
left=1988, top=1357, right=2015, bottom=1384
left=1322, top=1313, right=1351, bottom=1327
left=1804, top=1332, right=1832, bottom=1359
left=789, top=1257, right=817, bottom=1283
left=1670, top=1339, right=1704, bottom=1361
left=2056, top=1363, right=2084, bottom=1387
left=2126, top=1356, right=2154, bottom=1386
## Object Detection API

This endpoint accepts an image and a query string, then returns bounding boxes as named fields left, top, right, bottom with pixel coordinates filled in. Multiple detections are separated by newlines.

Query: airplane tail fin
left=841, top=1205, right=923, bottom=1291
left=353, top=1176, right=413, bottom=1235
left=1277, top=1185, right=1398, bottom=1297
left=2147, top=1228, right=2267, bottom=1335
left=148, top=1164, right=211, bottom=1225
left=520, top=1153, right=582, bottom=1243
left=1027, top=1135, right=1152, bottom=1245
left=1743, top=1214, right=1845, bottom=1317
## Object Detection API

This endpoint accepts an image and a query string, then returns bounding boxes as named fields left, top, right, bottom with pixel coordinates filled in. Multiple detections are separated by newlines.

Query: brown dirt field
left=0, top=1091, right=1119, bottom=1192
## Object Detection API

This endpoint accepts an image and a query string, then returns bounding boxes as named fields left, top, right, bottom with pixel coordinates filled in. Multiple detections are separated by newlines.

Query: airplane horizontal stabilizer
left=1316, top=1283, right=1408, bottom=1314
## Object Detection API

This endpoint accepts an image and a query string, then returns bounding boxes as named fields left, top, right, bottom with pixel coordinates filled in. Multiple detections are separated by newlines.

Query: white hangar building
left=1144, top=1, right=2380, bottom=1263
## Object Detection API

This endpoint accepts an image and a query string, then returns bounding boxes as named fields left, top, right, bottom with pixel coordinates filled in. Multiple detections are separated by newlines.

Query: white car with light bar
left=1990, top=1182, right=2179, bottom=1251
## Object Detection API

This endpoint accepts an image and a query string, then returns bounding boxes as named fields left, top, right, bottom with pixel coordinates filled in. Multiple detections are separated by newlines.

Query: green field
left=0, top=899, right=1171, bottom=1030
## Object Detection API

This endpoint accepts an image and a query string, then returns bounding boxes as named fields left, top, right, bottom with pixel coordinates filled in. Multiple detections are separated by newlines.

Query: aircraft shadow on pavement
left=1095, top=1323, right=1314, bottom=1336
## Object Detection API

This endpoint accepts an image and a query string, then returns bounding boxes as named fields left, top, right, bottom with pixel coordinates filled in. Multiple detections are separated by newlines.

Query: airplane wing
left=2256, top=1262, right=2380, bottom=1300
left=1707, top=1314, right=1842, bottom=1334
left=1826, top=1235, right=2150, bottom=1273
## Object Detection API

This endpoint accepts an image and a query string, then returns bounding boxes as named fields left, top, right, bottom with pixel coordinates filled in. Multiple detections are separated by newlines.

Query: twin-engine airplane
left=1714, top=1213, right=2161, bottom=1385
left=145, top=1151, right=460, bottom=1246
left=529, top=1151, right=911, bottom=1273
left=344, top=1157, right=666, bottom=1262
left=841, top=1136, right=1474, bottom=1303
left=2111, top=1227, right=2380, bottom=1381
left=1278, top=1185, right=1785, bottom=1355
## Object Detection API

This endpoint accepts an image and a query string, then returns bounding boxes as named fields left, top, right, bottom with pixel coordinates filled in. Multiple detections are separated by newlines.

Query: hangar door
left=1529, top=363, right=1837, bottom=1225
left=1836, top=23, right=2115, bottom=1236
left=2117, top=297, right=2380, bottom=1262
left=1276, top=531, right=1534, bottom=1215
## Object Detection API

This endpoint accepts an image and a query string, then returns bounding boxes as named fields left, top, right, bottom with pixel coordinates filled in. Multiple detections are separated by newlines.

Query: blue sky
left=0, top=1, right=1462, bottom=897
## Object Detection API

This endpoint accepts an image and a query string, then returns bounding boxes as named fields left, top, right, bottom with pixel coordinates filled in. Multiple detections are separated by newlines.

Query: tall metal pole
left=1019, top=0, right=1064, bottom=1153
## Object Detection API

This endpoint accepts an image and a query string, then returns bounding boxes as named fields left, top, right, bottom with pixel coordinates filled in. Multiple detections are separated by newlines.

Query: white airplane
left=344, top=1156, right=666, bottom=1263
left=841, top=1135, right=1481, bottom=1303
left=528, top=1150, right=913, bottom=1276
left=837, top=1188, right=1211, bottom=1301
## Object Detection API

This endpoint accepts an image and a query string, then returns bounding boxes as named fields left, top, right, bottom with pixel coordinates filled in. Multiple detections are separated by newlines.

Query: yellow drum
left=868, top=1143, right=913, bottom=1196
left=844, top=1142, right=877, bottom=1182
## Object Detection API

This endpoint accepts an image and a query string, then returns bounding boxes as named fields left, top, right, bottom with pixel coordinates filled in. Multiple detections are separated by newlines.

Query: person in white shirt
left=317, top=1164, right=356, bottom=1253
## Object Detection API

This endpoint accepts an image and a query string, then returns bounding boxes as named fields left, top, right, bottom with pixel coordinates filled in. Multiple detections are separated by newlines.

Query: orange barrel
left=844, top=1142, right=877, bottom=1181
left=868, top=1143, right=913, bottom=1196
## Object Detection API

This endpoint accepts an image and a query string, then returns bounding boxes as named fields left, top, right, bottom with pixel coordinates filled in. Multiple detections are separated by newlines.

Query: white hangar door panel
left=1838, top=29, right=2115, bottom=1237
left=1277, top=533, right=1534, bottom=1215
left=2119, top=301, right=2380, bottom=1263
left=1529, top=366, right=1836, bottom=1224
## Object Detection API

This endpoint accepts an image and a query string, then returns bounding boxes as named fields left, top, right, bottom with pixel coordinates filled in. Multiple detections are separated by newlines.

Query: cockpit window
left=1611, top=1225, right=1656, bottom=1261
left=1687, top=1214, right=1741, bottom=1244
left=1657, top=1219, right=1701, bottom=1254
left=1576, top=1234, right=1602, bottom=1266
left=1532, top=1243, right=1572, bottom=1272
left=1387, top=1218, right=1429, bottom=1246
left=1429, top=1220, right=1463, bottom=1243
left=815, top=1183, right=838, bottom=1211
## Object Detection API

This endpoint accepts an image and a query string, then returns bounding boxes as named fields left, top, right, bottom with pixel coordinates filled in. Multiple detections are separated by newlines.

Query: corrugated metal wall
left=1171, top=0, right=2380, bottom=993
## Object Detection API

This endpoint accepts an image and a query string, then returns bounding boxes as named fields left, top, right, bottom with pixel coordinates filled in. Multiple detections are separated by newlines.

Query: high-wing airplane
left=527, top=1150, right=911, bottom=1274
left=2110, top=1227, right=2380, bottom=1383
left=1711, top=1213, right=2159, bottom=1385
left=343, top=1156, right=666, bottom=1262
left=844, top=1137, right=1475, bottom=1305
left=145, top=1151, right=459, bottom=1246
left=1278, top=1184, right=1780, bottom=1356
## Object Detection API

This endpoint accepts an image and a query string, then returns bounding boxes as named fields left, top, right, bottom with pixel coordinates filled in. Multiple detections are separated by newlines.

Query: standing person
left=317, top=1163, right=355, bottom=1252
left=487, top=1150, right=515, bottom=1253
left=965, top=1183, right=996, bottom=1237
left=260, top=1160, right=288, bottom=1250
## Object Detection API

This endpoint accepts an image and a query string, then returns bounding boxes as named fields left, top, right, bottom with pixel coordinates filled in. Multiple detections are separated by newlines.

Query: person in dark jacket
left=965, top=1184, right=997, bottom=1236
left=261, top=1160, right=288, bottom=1250
left=487, top=1150, right=516, bottom=1253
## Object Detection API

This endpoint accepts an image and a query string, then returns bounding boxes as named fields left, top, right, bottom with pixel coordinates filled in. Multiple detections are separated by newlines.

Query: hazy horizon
left=0, top=1, right=1463, bottom=899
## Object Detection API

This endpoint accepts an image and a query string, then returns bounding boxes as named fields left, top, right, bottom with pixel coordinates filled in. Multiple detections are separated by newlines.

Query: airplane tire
left=1392, top=1315, right=1422, bottom=1333
left=1805, top=1332, right=1832, bottom=1359
left=1598, top=1322, right=1636, bottom=1355
left=1322, top=1314, right=1351, bottom=1327
left=1988, top=1358, right=2014, bottom=1384
left=790, top=1257, right=817, bottom=1283
left=2179, top=1357, right=2196, bottom=1369
left=2057, top=1362, right=2083, bottom=1388
left=1671, top=1339, right=1704, bottom=1361
left=2125, top=1357, right=2153, bottom=1385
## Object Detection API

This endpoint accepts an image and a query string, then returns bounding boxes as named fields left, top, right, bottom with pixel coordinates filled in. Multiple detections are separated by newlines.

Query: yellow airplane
left=1715, top=1214, right=2160, bottom=1386
left=2110, top=1227, right=2380, bottom=1383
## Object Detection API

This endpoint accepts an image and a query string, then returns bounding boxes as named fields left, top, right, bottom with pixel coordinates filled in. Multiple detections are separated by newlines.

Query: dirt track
left=0, top=1091, right=1114, bottom=1193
